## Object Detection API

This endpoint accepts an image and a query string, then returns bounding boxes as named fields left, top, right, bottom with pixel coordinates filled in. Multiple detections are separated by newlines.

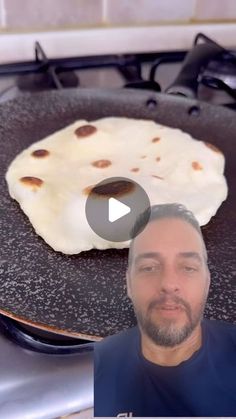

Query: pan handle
left=165, top=39, right=225, bottom=98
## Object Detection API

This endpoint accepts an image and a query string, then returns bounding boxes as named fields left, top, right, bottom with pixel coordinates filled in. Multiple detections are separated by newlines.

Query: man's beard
left=134, top=294, right=207, bottom=347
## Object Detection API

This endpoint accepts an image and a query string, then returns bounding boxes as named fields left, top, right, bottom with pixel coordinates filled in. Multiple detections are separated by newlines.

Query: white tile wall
left=0, top=0, right=236, bottom=32
left=195, top=0, right=236, bottom=21
left=0, top=0, right=5, bottom=27
left=1, top=0, right=103, bottom=29
left=106, top=0, right=197, bottom=24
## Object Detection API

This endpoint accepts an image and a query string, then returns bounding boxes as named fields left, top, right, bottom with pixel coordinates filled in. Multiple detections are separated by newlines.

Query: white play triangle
left=108, top=197, right=131, bottom=223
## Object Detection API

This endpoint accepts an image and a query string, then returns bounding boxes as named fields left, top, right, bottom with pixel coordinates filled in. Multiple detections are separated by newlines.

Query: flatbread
left=5, top=117, right=227, bottom=254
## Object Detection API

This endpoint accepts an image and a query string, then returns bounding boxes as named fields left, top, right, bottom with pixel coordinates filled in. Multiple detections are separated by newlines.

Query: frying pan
left=0, top=88, right=235, bottom=341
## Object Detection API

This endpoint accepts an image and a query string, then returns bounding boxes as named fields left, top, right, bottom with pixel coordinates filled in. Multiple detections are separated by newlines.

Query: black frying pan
left=0, top=88, right=235, bottom=341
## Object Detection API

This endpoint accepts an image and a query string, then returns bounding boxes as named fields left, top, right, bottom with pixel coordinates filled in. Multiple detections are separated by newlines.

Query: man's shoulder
left=94, top=325, right=138, bottom=355
left=203, top=318, right=236, bottom=342
left=203, top=318, right=236, bottom=330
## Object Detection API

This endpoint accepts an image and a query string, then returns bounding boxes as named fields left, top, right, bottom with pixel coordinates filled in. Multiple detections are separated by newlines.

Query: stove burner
left=204, top=57, right=236, bottom=89
left=16, top=41, right=79, bottom=92
left=150, top=33, right=236, bottom=105
left=16, top=71, right=79, bottom=92
left=0, top=314, right=93, bottom=354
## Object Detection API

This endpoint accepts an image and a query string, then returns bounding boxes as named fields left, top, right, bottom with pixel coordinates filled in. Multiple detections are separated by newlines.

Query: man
left=94, top=203, right=236, bottom=417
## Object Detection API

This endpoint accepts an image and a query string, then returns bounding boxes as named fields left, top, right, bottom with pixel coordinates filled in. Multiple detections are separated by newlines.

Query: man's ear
left=126, top=270, right=132, bottom=299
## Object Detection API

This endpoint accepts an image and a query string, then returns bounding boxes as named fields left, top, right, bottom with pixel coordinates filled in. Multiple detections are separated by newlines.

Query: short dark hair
left=128, top=203, right=207, bottom=268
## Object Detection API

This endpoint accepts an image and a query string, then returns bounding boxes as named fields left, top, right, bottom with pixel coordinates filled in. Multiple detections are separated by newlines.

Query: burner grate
left=0, top=33, right=236, bottom=107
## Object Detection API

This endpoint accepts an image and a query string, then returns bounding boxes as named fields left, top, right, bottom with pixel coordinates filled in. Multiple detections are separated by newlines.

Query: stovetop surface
left=1, top=60, right=236, bottom=107
left=1, top=33, right=236, bottom=108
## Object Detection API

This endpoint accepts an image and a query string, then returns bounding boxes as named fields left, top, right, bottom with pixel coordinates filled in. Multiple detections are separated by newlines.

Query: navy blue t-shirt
left=94, top=319, right=236, bottom=417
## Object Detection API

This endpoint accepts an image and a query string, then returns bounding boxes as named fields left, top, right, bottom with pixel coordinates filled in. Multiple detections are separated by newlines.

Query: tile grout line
left=192, top=0, right=199, bottom=20
left=102, top=0, right=108, bottom=24
left=0, top=0, right=6, bottom=28
left=0, top=0, right=2, bottom=27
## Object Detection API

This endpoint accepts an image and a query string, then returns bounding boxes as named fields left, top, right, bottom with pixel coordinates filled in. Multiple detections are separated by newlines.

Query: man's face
left=127, top=218, right=210, bottom=347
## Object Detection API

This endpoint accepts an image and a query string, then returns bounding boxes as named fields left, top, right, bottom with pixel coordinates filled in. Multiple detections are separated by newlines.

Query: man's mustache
left=147, top=295, right=192, bottom=320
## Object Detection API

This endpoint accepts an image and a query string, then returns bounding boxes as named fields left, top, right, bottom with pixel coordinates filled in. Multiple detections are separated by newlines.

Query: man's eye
left=138, top=265, right=160, bottom=273
left=182, top=266, right=198, bottom=272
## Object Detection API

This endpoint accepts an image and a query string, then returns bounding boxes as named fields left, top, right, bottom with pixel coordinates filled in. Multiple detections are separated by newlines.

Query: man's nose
left=159, top=266, right=180, bottom=293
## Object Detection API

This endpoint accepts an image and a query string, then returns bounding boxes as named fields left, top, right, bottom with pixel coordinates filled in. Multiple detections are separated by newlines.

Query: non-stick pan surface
left=0, top=88, right=235, bottom=340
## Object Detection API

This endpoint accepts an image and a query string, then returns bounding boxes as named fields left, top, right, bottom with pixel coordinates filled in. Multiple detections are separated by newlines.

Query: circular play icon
left=85, top=177, right=151, bottom=242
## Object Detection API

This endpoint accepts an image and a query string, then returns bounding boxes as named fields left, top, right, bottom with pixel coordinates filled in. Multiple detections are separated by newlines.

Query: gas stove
left=0, top=31, right=236, bottom=418
left=0, top=33, right=236, bottom=109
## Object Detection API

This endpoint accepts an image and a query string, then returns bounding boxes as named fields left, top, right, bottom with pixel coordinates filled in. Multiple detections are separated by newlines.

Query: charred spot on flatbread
left=92, top=159, right=111, bottom=168
left=204, top=142, right=222, bottom=154
left=152, top=175, right=164, bottom=180
left=156, top=157, right=161, bottom=162
left=5, top=116, right=228, bottom=255
left=20, top=176, right=43, bottom=189
left=152, top=137, right=161, bottom=143
left=31, top=149, right=50, bottom=158
left=75, top=125, right=97, bottom=138
left=83, top=185, right=94, bottom=195
left=91, top=180, right=135, bottom=198
left=131, top=168, right=140, bottom=172
left=192, top=161, right=203, bottom=171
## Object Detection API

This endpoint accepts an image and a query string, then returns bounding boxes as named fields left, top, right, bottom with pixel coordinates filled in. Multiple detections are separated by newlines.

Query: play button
left=109, top=198, right=131, bottom=222
left=85, top=177, right=151, bottom=242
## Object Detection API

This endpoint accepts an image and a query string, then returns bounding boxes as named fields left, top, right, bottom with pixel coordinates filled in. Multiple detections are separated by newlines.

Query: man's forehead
left=136, top=217, right=199, bottom=240
left=131, top=217, right=204, bottom=256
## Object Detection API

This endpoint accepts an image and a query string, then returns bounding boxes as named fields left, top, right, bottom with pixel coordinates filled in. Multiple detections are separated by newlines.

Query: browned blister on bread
left=204, top=142, right=222, bottom=154
left=20, top=176, right=43, bottom=192
left=92, top=160, right=111, bottom=168
left=75, top=125, right=97, bottom=138
left=192, top=161, right=203, bottom=171
left=152, top=137, right=161, bottom=143
left=5, top=116, right=227, bottom=254
left=31, top=149, right=50, bottom=158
